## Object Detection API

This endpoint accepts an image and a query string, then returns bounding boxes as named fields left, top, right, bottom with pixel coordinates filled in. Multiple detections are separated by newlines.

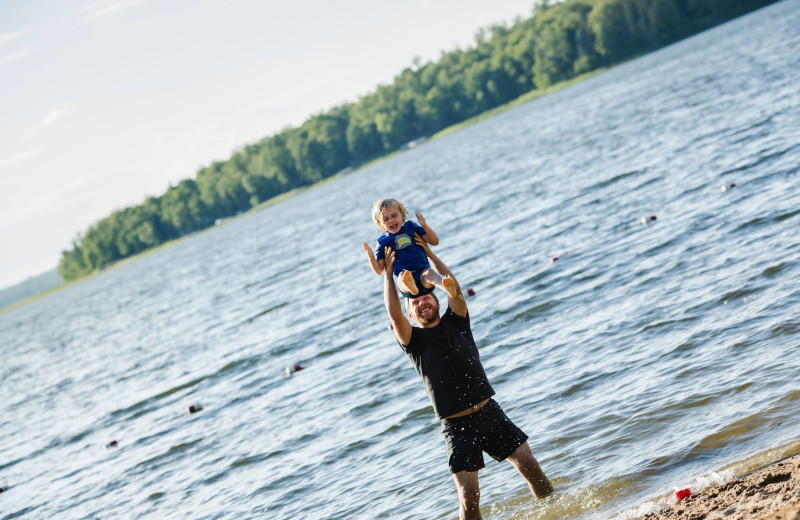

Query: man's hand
left=383, top=246, right=395, bottom=274
left=414, top=233, right=431, bottom=256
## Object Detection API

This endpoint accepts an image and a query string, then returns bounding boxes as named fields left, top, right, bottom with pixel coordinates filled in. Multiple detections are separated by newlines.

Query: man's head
left=405, top=292, right=440, bottom=327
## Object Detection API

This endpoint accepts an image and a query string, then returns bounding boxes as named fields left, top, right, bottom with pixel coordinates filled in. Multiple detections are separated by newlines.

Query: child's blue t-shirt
left=375, top=221, right=430, bottom=276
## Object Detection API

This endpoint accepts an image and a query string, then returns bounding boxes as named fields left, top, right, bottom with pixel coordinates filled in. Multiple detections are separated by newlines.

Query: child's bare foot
left=442, top=276, right=458, bottom=299
left=399, top=270, right=419, bottom=295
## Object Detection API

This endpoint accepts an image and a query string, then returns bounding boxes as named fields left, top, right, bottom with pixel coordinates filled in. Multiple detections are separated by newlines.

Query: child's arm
left=362, top=242, right=385, bottom=275
left=415, top=212, right=440, bottom=246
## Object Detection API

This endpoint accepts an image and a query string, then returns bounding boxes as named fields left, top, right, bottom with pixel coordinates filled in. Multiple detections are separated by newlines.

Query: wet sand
left=643, top=454, right=800, bottom=520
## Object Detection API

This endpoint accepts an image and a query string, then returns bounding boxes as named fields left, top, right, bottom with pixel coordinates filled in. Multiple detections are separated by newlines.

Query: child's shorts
left=398, top=269, right=434, bottom=299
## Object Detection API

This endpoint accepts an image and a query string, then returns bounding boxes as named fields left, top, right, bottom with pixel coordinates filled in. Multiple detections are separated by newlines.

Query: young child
left=362, top=197, right=458, bottom=299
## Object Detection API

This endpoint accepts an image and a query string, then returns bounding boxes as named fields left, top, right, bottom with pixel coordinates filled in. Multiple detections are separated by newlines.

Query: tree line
left=59, top=0, right=778, bottom=281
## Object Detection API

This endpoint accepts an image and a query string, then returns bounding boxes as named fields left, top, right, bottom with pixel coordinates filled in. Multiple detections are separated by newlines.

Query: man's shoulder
left=399, top=325, right=422, bottom=354
left=442, top=306, right=470, bottom=328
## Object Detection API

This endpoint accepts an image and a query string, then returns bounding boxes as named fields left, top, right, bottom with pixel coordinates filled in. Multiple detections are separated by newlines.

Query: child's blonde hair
left=371, top=197, right=408, bottom=231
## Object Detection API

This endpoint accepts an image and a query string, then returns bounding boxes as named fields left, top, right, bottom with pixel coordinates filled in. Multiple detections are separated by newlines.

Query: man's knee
left=509, top=441, right=534, bottom=465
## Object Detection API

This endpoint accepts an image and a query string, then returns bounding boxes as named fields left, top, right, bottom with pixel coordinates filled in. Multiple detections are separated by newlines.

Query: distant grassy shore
left=1, top=66, right=609, bottom=316
left=430, top=67, right=608, bottom=141
left=0, top=187, right=309, bottom=315
left=333, top=67, right=610, bottom=175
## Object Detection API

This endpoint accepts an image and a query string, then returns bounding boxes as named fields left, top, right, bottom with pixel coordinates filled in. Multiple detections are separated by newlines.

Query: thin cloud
left=0, top=149, right=43, bottom=171
left=42, top=108, right=72, bottom=128
left=26, top=108, right=75, bottom=137
left=0, top=27, right=33, bottom=46
left=1, top=177, right=90, bottom=231
left=0, top=49, right=33, bottom=66
left=77, top=0, right=152, bottom=22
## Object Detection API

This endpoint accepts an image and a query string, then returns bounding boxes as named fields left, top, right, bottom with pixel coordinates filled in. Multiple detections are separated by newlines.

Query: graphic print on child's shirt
left=395, top=234, right=413, bottom=250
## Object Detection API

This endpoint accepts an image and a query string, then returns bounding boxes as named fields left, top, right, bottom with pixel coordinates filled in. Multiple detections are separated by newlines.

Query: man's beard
left=414, top=306, right=438, bottom=325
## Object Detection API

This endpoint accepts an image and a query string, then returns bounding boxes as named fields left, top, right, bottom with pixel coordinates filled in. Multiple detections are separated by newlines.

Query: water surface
left=2, top=2, right=800, bottom=518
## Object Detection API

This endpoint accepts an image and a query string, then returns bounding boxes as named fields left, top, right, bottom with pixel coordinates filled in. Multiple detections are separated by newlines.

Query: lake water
left=2, top=2, right=799, bottom=519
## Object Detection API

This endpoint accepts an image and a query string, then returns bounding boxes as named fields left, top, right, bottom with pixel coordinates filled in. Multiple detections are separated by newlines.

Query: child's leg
left=398, top=270, right=419, bottom=296
left=420, top=269, right=458, bottom=299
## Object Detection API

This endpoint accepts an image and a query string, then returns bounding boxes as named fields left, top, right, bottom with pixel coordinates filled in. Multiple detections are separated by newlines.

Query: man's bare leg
left=420, top=269, right=458, bottom=299
left=453, top=470, right=482, bottom=520
left=506, top=442, right=553, bottom=498
left=398, top=270, right=419, bottom=295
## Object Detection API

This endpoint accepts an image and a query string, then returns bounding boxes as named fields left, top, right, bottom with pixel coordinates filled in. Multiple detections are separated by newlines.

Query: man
left=382, top=238, right=553, bottom=520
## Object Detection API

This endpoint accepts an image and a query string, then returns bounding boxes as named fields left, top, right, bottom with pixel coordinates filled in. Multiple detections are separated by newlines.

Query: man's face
left=408, top=293, right=440, bottom=326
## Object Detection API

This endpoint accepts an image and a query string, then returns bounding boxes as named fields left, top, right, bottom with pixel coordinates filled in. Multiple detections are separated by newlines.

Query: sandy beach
left=643, top=454, right=800, bottom=520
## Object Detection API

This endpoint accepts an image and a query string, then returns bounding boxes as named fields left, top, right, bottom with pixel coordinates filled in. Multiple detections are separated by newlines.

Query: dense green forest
left=59, top=0, right=778, bottom=281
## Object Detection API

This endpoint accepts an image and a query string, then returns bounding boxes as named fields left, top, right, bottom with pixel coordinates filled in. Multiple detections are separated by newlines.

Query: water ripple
left=2, top=3, right=800, bottom=519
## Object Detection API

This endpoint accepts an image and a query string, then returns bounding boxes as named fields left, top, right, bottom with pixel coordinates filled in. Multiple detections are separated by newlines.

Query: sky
left=0, top=0, right=539, bottom=289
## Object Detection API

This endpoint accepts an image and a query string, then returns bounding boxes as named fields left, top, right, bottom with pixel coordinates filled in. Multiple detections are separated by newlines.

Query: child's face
left=380, top=205, right=404, bottom=234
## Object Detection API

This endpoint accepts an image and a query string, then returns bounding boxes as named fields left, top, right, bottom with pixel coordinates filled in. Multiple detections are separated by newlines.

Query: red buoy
left=675, top=488, right=691, bottom=501
left=285, top=363, right=305, bottom=376
left=188, top=404, right=204, bottom=414
left=467, top=288, right=476, bottom=297
left=551, top=257, right=559, bottom=263
left=106, top=440, right=118, bottom=448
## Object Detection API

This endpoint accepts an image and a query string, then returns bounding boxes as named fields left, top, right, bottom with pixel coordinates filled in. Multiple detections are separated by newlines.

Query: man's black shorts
left=441, top=399, right=528, bottom=473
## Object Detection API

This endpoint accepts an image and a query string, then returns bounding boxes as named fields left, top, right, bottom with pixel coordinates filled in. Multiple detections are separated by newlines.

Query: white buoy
left=285, top=363, right=304, bottom=376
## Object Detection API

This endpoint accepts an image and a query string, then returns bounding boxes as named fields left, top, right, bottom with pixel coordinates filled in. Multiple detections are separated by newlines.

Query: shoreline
left=639, top=452, right=800, bottom=520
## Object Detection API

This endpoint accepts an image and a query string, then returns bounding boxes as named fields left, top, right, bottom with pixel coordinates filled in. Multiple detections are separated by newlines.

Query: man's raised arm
left=383, top=247, right=413, bottom=345
left=414, top=234, right=467, bottom=317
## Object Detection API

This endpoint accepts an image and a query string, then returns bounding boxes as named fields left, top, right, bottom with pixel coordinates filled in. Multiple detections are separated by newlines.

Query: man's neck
left=416, top=315, right=441, bottom=329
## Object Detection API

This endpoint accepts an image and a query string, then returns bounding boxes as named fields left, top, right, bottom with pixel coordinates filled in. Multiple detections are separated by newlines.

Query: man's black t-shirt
left=400, top=307, right=495, bottom=419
